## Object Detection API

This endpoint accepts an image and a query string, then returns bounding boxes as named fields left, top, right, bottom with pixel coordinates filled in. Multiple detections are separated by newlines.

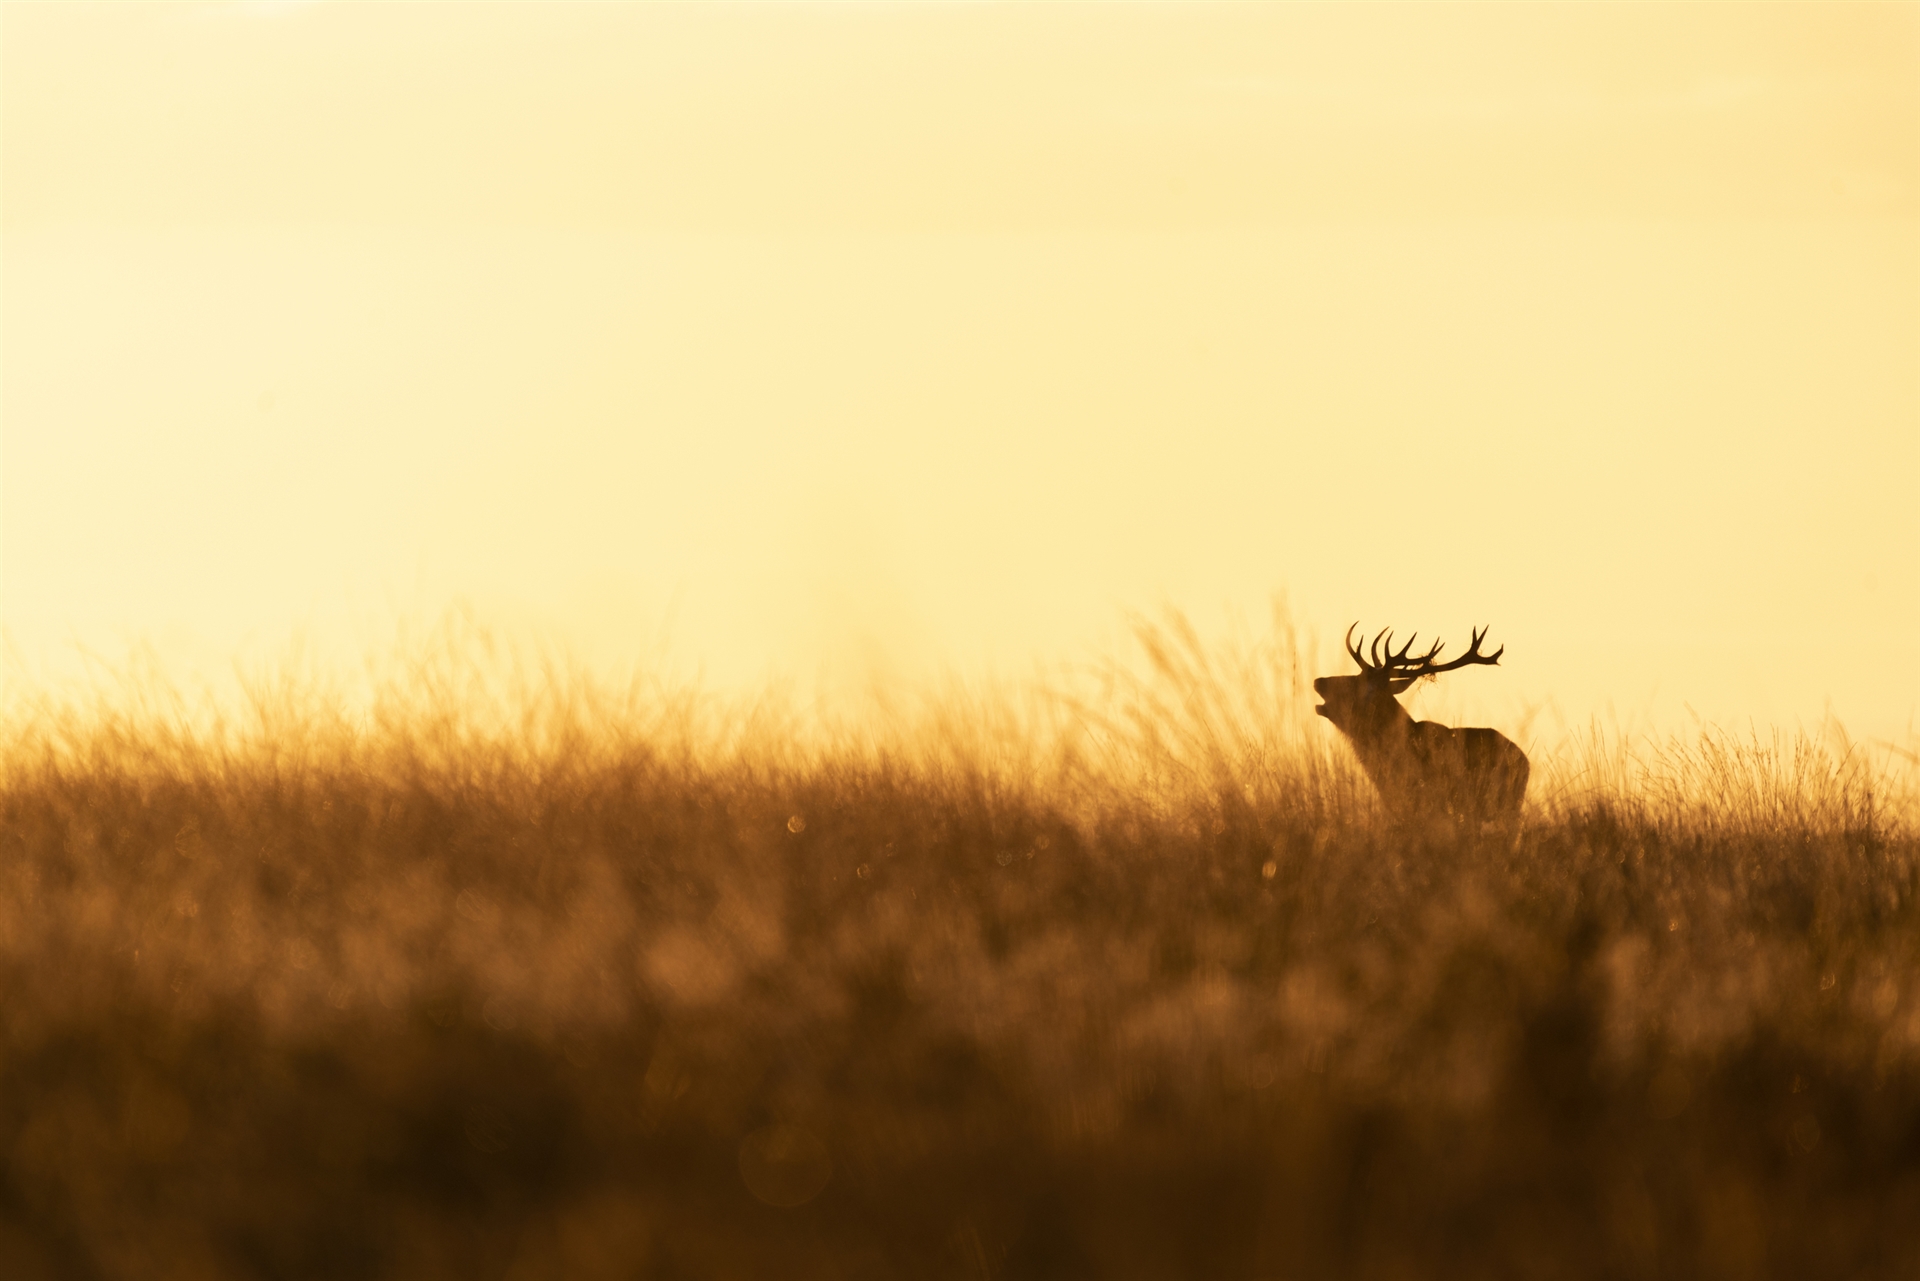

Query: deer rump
left=1351, top=720, right=1530, bottom=823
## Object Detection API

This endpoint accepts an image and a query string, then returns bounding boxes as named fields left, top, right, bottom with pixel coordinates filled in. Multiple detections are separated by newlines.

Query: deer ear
left=1386, top=677, right=1415, bottom=695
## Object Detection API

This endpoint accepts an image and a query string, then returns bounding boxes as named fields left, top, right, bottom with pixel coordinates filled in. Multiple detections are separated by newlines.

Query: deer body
left=1314, top=625, right=1529, bottom=823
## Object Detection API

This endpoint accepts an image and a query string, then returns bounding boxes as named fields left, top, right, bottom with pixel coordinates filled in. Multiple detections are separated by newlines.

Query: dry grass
left=1, top=611, right=1916, bottom=1280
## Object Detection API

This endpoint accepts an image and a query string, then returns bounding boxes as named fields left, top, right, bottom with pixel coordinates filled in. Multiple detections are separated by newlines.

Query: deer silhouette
left=1313, top=624, right=1529, bottom=823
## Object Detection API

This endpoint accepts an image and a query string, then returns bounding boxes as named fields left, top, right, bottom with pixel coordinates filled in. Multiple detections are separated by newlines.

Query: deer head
left=1312, top=624, right=1504, bottom=735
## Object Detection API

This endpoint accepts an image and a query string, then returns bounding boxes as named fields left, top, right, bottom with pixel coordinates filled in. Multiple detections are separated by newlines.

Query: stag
left=1313, top=624, right=1529, bottom=823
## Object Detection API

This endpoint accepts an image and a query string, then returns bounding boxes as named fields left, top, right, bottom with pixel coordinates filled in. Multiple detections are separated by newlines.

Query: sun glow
left=2, top=1, right=1915, bottom=744
left=2, top=8, right=1918, bottom=1271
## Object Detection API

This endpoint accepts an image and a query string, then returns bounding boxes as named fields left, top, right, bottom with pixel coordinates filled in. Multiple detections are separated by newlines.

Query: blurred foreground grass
left=1, top=613, right=1917, bottom=1279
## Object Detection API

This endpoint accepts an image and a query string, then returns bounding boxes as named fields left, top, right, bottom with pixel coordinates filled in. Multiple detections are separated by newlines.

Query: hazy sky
left=3, top=2, right=1916, bottom=746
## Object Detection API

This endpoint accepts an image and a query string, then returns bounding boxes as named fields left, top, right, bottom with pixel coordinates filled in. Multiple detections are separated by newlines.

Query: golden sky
left=3, top=2, right=1916, bottom=744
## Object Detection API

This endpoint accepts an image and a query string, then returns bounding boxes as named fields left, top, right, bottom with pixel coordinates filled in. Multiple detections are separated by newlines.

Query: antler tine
left=1414, top=625, right=1507, bottom=677
left=1462, top=624, right=1503, bottom=664
left=1374, top=629, right=1405, bottom=672
left=1373, top=630, right=1441, bottom=673
left=1344, top=622, right=1366, bottom=668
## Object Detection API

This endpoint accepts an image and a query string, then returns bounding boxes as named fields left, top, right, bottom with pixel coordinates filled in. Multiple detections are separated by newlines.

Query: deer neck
left=1339, top=697, right=1417, bottom=771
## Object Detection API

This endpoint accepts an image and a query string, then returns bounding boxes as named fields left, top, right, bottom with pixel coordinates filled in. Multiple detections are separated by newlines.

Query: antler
left=1344, top=623, right=1443, bottom=693
left=1343, top=623, right=1504, bottom=691
left=1404, top=625, right=1505, bottom=679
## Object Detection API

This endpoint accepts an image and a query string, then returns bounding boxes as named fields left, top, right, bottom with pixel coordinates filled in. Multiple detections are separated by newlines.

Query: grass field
left=1, top=614, right=1916, bottom=1280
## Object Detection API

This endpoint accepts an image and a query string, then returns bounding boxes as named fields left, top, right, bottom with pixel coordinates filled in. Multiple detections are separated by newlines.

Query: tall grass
left=0, top=611, right=1915, bottom=1280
